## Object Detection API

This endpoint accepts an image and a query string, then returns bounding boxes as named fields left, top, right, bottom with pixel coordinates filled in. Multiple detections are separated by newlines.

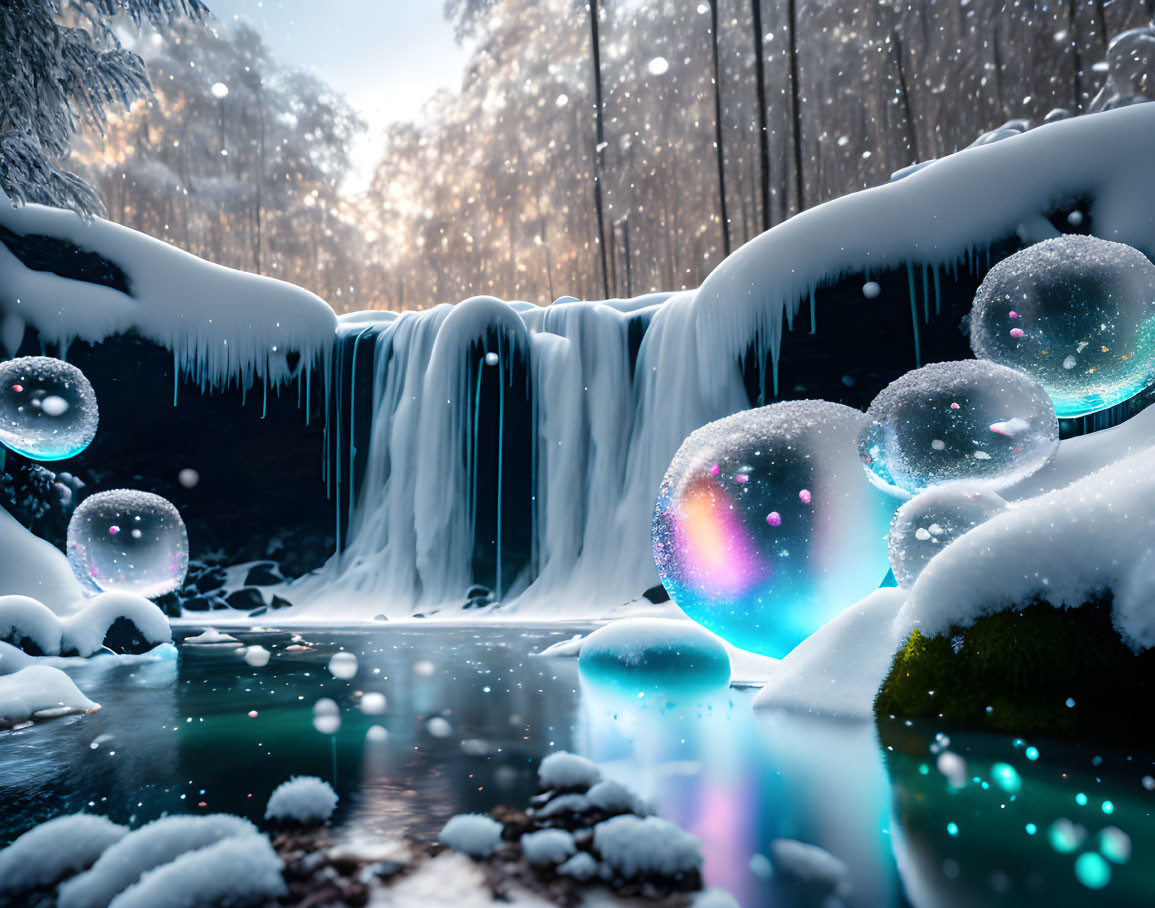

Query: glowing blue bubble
left=888, top=486, right=1007, bottom=588
left=653, top=401, right=895, bottom=657
left=946, top=822, right=959, bottom=837
left=67, top=490, right=189, bottom=598
left=859, top=360, right=1058, bottom=497
left=1049, top=818, right=1085, bottom=853
left=972, top=236, right=1155, bottom=417
left=1098, top=827, right=1131, bottom=864
left=1025, top=746, right=1039, bottom=761
left=1074, top=851, right=1111, bottom=890
left=1025, top=823, right=1037, bottom=835
left=0, top=356, right=98, bottom=461
left=990, top=762, right=1022, bottom=793
left=1076, top=792, right=1088, bottom=806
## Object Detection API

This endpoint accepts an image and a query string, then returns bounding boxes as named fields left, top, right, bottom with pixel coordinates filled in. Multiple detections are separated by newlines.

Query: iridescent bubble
left=859, top=360, right=1058, bottom=496
left=66, top=490, right=189, bottom=598
left=0, top=356, right=98, bottom=461
left=971, top=236, right=1155, bottom=417
left=887, top=486, right=1007, bottom=588
left=313, top=698, right=340, bottom=734
left=652, top=401, right=896, bottom=656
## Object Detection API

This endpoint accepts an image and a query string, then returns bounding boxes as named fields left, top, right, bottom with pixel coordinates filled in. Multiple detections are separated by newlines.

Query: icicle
left=921, top=264, right=929, bottom=324
left=261, top=372, right=268, bottom=420
left=172, top=350, right=180, bottom=407
left=496, top=349, right=505, bottom=600
left=932, top=265, right=942, bottom=317
left=470, top=361, right=483, bottom=542
left=907, top=262, right=922, bottom=367
left=808, top=286, right=816, bottom=335
left=348, top=328, right=371, bottom=530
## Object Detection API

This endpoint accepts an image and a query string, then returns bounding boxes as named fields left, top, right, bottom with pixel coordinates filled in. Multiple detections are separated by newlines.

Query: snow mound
left=557, top=852, right=598, bottom=881
left=895, top=445, right=1155, bottom=649
left=264, top=776, right=338, bottom=824
left=519, top=829, right=576, bottom=865
left=437, top=814, right=504, bottom=857
left=0, top=641, right=34, bottom=676
left=577, top=619, right=731, bottom=689
left=593, top=815, right=702, bottom=879
left=587, top=779, right=650, bottom=816
left=538, top=752, right=601, bottom=791
left=0, top=664, right=99, bottom=726
left=0, top=595, right=62, bottom=655
left=106, top=833, right=285, bottom=908
left=57, top=815, right=256, bottom=908
left=0, top=191, right=336, bottom=395
left=0, top=814, right=127, bottom=898
left=768, top=838, right=851, bottom=897
left=753, top=588, right=908, bottom=720
left=0, top=505, right=85, bottom=611
left=61, top=592, right=172, bottom=657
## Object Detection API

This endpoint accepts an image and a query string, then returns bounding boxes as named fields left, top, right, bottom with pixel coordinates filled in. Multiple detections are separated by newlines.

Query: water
left=1, top=626, right=1152, bottom=907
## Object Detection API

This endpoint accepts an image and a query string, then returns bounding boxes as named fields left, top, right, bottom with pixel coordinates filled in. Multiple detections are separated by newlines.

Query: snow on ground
left=0, top=505, right=85, bottom=612
left=0, top=814, right=127, bottom=898
left=105, top=833, right=286, bottom=908
left=0, top=594, right=63, bottom=654
left=0, top=190, right=337, bottom=394
left=57, top=815, right=257, bottom=908
left=437, top=814, right=504, bottom=857
left=0, top=664, right=99, bottom=727
left=61, top=591, right=171, bottom=657
left=752, top=588, right=908, bottom=720
left=367, top=851, right=552, bottom=907
left=591, top=815, right=703, bottom=879
left=264, top=776, right=338, bottom=824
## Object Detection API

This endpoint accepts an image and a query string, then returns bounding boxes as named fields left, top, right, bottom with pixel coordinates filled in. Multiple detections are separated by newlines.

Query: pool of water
left=1, top=625, right=1152, bottom=907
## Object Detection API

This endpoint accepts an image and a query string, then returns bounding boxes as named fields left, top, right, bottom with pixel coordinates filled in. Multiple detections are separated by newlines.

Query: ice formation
left=519, top=829, right=577, bottom=865
left=60, top=591, right=172, bottom=657
left=970, top=236, right=1155, bottom=417
left=437, top=814, right=504, bottom=857
left=0, top=594, right=63, bottom=655
left=576, top=617, right=731, bottom=691
left=592, top=815, right=703, bottom=879
left=0, top=664, right=100, bottom=726
left=57, top=815, right=258, bottom=908
left=653, top=401, right=894, bottom=656
left=0, top=814, right=127, bottom=899
left=538, top=751, right=602, bottom=790
left=264, top=776, right=339, bottom=824
left=887, top=487, right=1007, bottom=589
left=0, top=356, right=98, bottom=460
left=859, top=360, right=1058, bottom=496
left=67, top=490, right=189, bottom=598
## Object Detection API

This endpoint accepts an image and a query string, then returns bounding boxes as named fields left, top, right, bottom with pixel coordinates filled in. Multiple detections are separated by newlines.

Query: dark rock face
left=245, top=563, right=285, bottom=586
left=101, top=617, right=155, bottom=655
left=225, top=587, right=266, bottom=612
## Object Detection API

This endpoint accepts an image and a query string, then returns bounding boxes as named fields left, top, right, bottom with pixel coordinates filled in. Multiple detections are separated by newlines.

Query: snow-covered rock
left=577, top=618, right=731, bottom=689
left=0, top=814, right=127, bottom=899
left=0, top=664, right=99, bottom=727
left=264, top=776, right=338, bottom=825
left=0, top=505, right=85, bottom=611
left=538, top=751, right=601, bottom=791
left=586, top=779, right=650, bottom=816
left=57, top=815, right=258, bottom=908
left=0, top=594, right=62, bottom=655
left=181, top=628, right=240, bottom=646
left=753, top=588, right=908, bottom=720
left=556, top=852, right=598, bottom=881
left=519, top=829, right=576, bottom=865
left=592, top=815, right=703, bottom=879
left=61, top=592, right=171, bottom=657
left=106, top=833, right=285, bottom=908
left=437, top=814, right=504, bottom=858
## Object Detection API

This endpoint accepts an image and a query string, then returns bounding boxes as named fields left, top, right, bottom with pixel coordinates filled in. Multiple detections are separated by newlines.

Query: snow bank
left=592, top=815, right=703, bottom=879
left=0, top=664, right=99, bottom=726
left=58, top=815, right=257, bottom=908
left=538, top=752, right=601, bottom=790
left=0, top=640, right=34, bottom=675
left=753, top=588, right=908, bottom=720
left=0, top=814, right=126, bottom=898
left=519, top=829, right=576, bottom=865
left=264, top=776, right=338, bottom=824
left=576, top=618, right=731, bottom=689
left=0, top=190, right=336, bottom=394
left=61, top=592, right=171, bottom=657
left=0, top=594, right=62, bottom=655
left=437, top=814, right=504, bottom=857
left=895, top=445, right=1155, bottom=649
left=106, top=833, right=285, bottom=908
left=0, top=505, right=85, bottom=611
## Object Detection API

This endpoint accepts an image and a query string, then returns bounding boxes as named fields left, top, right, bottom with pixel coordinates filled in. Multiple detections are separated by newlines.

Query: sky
left=206, top=0, right=471, bottom=192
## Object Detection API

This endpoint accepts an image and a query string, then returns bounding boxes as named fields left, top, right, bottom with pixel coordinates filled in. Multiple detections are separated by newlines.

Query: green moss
left=874, top=597, right=1155, bottom=743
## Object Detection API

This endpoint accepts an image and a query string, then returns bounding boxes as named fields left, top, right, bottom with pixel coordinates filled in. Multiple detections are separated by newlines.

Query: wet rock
left=192, top=566, right=227, bottom=594
left=224, top=587, right=265, bottom=611
left=244, top=562, right=285, bottom=586
left=271, top=594, right=293, bottom=610
left=642, top=584, right=670, bottom=604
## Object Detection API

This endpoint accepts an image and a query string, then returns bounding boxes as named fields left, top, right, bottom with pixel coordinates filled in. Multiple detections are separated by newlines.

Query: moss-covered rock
left=874, top=597, right=1155, bottom=743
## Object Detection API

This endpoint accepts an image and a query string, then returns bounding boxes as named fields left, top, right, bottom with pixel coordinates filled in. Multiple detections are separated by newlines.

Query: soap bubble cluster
left=67, top=490, right=189, bottom=598
left=887, top=486, right=1008, bottom=588
left=0, top=356, right=98, bottom=461
left=859, top=360, right=1058, bottom=496
left=652, top=401, right=894, bottom=657
left=971, top=236, right=1155, bottom=417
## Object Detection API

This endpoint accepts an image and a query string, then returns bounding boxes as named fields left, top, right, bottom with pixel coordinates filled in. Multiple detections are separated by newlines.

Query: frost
left=437, top=813, right=504, bottom=857
left=0, top=814, right=126, bottom=898
left=592, top=815, right=703, bottom=879
left=538, top=751, right=602, bottom=790
left=264, top=776, right=338, bottom=824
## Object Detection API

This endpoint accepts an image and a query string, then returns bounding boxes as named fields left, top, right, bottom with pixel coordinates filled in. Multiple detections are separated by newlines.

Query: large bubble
left=970, top=236, right=1155, bottom=417
left=652, top=401, right=896, bottom=657
left=859, top=360, right=1058, bottom=496
left=67, top=490, right=189, bottom=598
left=887, top=486, right=1007, bottom=589
left=0, top=356, right=98, bottom=461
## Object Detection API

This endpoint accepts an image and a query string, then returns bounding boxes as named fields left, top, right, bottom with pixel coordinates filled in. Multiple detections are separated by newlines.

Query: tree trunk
left=787, top=0, right=805, bottom=214
left=708, top=0, right=731, bottom=257
left=750, top=0, right=771, bottom=233
left=588, top=0, right=611, bottom=299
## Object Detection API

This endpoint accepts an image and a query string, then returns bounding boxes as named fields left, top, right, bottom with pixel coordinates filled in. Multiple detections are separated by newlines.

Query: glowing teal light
left=1098, top=827, right=1132, bottom=864
left=1065, top=697, right=1076, bottom=708
left=1049, top=819, right=1084, bottom=853
left=1101, top=800, right=1114, bottom=814
left=1076, top=792, right=1088, bottom=806
left=947, top=822, right=959, bottom=837
left=991, top=762, right=1022, bottom=793
left=1025, top=746, right=1039, bottom=761
left=919, top=763, right=929, bottom=775
left=1075, top=852, right=1111, bottom=890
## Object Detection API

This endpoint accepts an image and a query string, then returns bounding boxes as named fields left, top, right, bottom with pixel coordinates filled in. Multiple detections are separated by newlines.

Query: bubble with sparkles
left=971, top=236, right=1155, bottom=417
left=0, top=356, right=98, bottom=461
left=859, top=360, right=1058, bottom=496
left=67, top=490, right=188, bottom=598
left=888, top=486, right=1007, bottom=587
left=652, top=401, right=896, bottom=656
